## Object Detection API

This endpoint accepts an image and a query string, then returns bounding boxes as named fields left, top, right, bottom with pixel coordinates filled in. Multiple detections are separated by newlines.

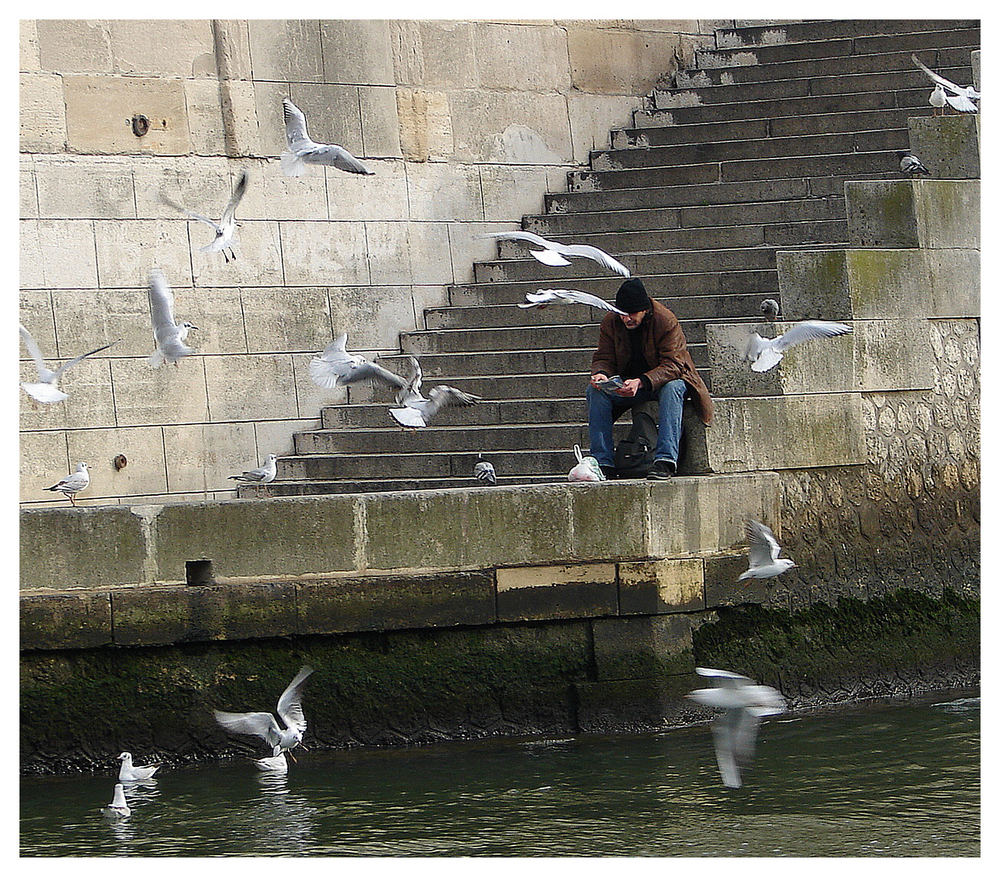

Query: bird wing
left=276, top=665, right=314, bottom=735
left=351, top=360, right=409, bottom=391
left=554, top=289, right=627, bottom=314
left=743, top=332, right=768, bottom=363
left=528, top=248, right=572, bottom=267
left=772, top=321, right=853, bottom=353
left=308, top=334, right=353, bottom=388
left=389, top=405, right=426, bottom=428
left=400, top=355, right=424, bottom=401
left=747, top=519, right=782, bottom=566
left=181, top=209, right=222, bottom=231
left=51, top=340, right=118, bottom=380
left=50, top=472, right=89, bottom=491
left=421, top=386, right=483, bottom=422
left=220, top=170, right=249, bottom=226
left=231, top=465, right=267, bottom=483
left=282, top=98, right=315, bottom=152
left=482, top=230, right=550, bottom=248
left=944, top=93, right=979, bottom=113
left=560, top=244, right=631, bottom=277
left=213, top=709, right=282, bottom=747
left=306, top=144, right=373, bottom=175
left=147, top=269, right=178, bottom=336
left=695, top=667, right=756, bottom=688
left=18, top=324, right=50, bottom=380
left=911, top=54, right=970, bottom=96
left=710, top=711, right=748, bottom=788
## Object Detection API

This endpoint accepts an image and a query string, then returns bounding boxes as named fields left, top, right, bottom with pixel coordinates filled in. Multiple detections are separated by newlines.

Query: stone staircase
left=256, top=19, right=980, bottom=497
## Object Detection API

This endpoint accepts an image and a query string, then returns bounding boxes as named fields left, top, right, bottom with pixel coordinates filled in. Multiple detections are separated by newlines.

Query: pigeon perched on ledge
left=474, top=454, right=497, bottom=485
left=897, top=151, right=931, bottom=177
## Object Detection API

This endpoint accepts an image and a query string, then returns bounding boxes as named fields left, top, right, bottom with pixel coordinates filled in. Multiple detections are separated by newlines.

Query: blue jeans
left=586, top=379, right=687, bottom=469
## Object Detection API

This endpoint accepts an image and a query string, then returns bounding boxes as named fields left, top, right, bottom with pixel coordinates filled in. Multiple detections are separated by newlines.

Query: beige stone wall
left=20, top=18, right=720, bottom=506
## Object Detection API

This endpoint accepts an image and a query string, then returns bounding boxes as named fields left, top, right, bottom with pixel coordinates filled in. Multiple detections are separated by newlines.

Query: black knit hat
left=615, top=278, right=652, bottom=314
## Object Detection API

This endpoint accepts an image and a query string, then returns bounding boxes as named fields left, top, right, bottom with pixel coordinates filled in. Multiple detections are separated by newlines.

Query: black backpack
left=614, top=408, right=658, bottom=478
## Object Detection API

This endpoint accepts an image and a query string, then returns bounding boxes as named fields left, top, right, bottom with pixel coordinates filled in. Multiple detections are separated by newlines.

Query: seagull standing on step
left=912, top=54, right=979, bottom=113
left=308, top=333, right=409, bottom=393
left=482, top=231, right=631, bottom=277
left=100, top=784, right=132, bottom=820
left=519, top=289, right=627, bottom=314
left=147, top=269, right=198, bottom=367
left=166, top=170, right=249, bottom=263
left=739, top=519, right=796, bottom=581
left=281, top=98, right=374, bottom=177
left=214, top=665, right=314, bottom=761
left=473, top=454, right=497, bottom=485
left=744, top=320, right=852, bottom=372
left=686, top=667, right=786, bottom=789
left=117, top=752, right=161, bottom=783
left=897, top=151, right=931, bottom=177
left=229, top=454, right=278, bottom=496
left=19, top=324, right=117, bottom=404
left=44, top=462, right=90, bottom=506
left=389, top=355, right=482, bottom=428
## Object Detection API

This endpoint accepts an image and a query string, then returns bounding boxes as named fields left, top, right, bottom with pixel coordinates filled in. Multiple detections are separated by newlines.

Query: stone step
left=322, top=397, right=590, bottom=429
left=249, top=474, right=565, bottom=497
left=672, top=44, right=976, bottom=88
left=711, top=19, right=978, bottom=49
left=362, top=348, right=594, bottom=381
left=592, top=129, right=908, bottom=171
left=692, top=27, right=979, bottom=70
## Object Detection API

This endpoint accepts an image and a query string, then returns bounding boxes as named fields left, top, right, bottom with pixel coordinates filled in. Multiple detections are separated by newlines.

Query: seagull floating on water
left=147, top=269, right=197, bottom=367
left=100, top=784, right=131, bottom=820
left=214, top=665, right=314, bottom=760
left=912, top=54, right=979, bottom=113
left=739, top=519, right=796, bottom=581
left=897, top=151, right=930, bottom=177
left=473, top=454, right=497, bottom=485
left=308, top=333, right=408, bottom=393
left=686, top=667, right=786, bottom=789
left=44, top=462, right=90, bottom=506
left=167, top=170, right=249, bottom=263
left=744, top=320, right=852, bottom=372
left=518, top=289, right=627, bottom=314
left=19, top=324, right=117, bottom=404
left=117, top=751, right=161, bottom=782
left=482, top=231, right=630, bottom=277
left=229, top=454, right=278, bottom=496
left=389, top=356, right=482, bottom=428
left=281, top=98, right=374, bottom=177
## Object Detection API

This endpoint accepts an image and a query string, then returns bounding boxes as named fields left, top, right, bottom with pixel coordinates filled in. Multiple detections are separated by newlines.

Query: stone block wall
left=19, top=18, right=722, bottom=507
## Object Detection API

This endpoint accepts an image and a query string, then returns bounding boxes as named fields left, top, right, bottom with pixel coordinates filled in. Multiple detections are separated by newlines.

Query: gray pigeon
left=474, top=454, right=497, bottom=485
left=897, top=151, right=930, bottom=177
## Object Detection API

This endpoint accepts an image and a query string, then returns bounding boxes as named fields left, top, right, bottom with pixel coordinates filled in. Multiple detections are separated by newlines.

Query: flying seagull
left=759, top=299, right=779, bottom=320
left=214, top=665, right=314, bottom=760
left=117, top=752, right=161, bottom=783
left=739, top=519, right=796, bottom=581
left=101, top=784, right=131, bottom=820
left=166, top=170, right=249, bottom=263
left=897, top=151, right=930, bottom=177
left=686, top=667, right=786, bottom=789
left=744, top=320, right=852, bottom=372
left=308, top=333, right=408, bottom=393
left=229, top=454, right=278, bottom=497
left=147, top=268, right=197, bottom=367
left=482, top=230, right=631, bottom=277
left=518, top=289, right=627, bottom=314
left=19, top=324, right=117, bottom=404
left=912, top=54, right=979, bottom=113
left=473, top=454, right=497, bottom=485
left=281, top=98, right=374, bottom=177
left=389, top=355, right=482, bottom=428
left=44, top=462, right=90, bottom=506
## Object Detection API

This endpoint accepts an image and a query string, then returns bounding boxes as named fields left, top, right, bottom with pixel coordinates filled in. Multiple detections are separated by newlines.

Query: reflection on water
left=20, top=692, right=979, bottom=857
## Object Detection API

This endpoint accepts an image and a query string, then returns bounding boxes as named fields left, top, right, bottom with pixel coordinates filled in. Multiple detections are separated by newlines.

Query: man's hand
left=590, top=373, right=609, bottom=388
left=615, top=378, right=643, bottom=397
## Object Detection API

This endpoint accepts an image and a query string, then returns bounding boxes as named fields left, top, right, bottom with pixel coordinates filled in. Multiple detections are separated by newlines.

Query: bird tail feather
left=280, top=151, right=306, bottom=177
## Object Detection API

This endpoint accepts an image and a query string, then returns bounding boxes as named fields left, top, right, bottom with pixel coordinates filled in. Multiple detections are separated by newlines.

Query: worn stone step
left=322, top=397, right=590, bottom=429
left=592, top=129, right=908, bottom=171
left=355, top=349, right=592, bottom=381
left=253, top=474, right=565, bottom=496
left=711, top=19, right=978, bottom=49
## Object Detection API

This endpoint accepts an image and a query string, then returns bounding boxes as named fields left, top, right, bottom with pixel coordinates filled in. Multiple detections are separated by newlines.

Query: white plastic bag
left=568, top=444, right=606, bottom=482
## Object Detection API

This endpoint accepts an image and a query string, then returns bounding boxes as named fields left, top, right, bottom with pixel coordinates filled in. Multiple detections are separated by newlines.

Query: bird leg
left=69, top=495, right=76, bottom=507
left=223, top=251, right=230, bottom=263
left=287, top=750, right=298, bottom=764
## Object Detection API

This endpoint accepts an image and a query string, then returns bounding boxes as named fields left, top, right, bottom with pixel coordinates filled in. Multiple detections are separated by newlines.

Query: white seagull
left=686, top=667, right=786, bottom=789
left=43, top=462, right=90, bottom=506
left=100, top=784, right=132, bottom=820
left=19, top=324, right=117, bottom=404
left=912, top=54, right=979, bottom=113
left=473, top=454, right=497, bottom=485
left=389, top=356, right=482, bottom=428
left=214, top=665, right=314, bottom=760
left=482, top=230, right=630, bottom=277
left=117, top=751, right=161, bottom=782
left=744, top=320, right=852, bottom=373
left=308, top=333, right=408, bottom=392
left=897, top=151, right=931, bottom=176
left=518, top=289, right=627, bottom=315
left=739, top=519, right=796, bottom=581
left=281, top=98, right=374, bottom=177
left=147, top=269, right=197, bottom=367
left=229, top=454, right=278, bottom=496
left=254, top=752, right=289, bottom=773
left=169, top=170, right=249, bottom=263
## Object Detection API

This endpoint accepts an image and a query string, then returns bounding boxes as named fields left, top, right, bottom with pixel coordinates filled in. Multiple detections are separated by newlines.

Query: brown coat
left=591, top=300, right=714, bottom=425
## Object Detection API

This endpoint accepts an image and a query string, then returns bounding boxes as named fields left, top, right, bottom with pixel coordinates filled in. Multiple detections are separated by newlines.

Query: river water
left=20, top=691, right=979, bottom=857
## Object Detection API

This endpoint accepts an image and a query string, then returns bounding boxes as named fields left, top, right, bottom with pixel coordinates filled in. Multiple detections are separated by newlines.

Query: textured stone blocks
left=20, top=220, right=98, bottom=289
left=496, top=563, right=617, bottom=622
left=474, top=22, right=570, bottom=92
left=567, top=28, right=681, bottom=94
left=450, top=91, right=572, bottom=164
left=390, top=20, right=477, bottom=89
left=591, top=614, right=695, bottom=680
left=907, top=115, right=980, bottom=180
left=21, top=591, right=112, bottom=650
left=619, top=558, right=705, bottom=614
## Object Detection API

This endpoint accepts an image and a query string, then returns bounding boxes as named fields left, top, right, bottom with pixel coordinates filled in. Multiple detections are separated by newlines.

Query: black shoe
left=599, top=465, right=617, bottom=480
left=647, top=460, right=676, bottom=480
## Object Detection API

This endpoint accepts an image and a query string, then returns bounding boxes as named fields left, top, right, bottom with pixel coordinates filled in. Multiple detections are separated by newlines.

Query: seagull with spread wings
left=167, top=170, right=249, bottom=263
left=482, top=230, right=631, bottom=277
left=147, top=269, right=198, bottom=367
left=281, top=98, right=374, bottom=177
left=19, top=324, right=116, bottom=404
left=518, top=289, right=627, bottom=314
left=912, top=54, right=979, bottom=113
left=389, top=355, right=482, bottom=428
left=744, top=320, right=852, bottom=373
left=738, top=520, right=797, bottom=581
left=308, top=333, right=409, bottom=393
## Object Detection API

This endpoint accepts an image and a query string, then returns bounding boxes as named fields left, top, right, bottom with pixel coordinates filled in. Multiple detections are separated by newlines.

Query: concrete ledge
left=846, top=180, right=980, bottom=249
left=777, top=248, right=980, bottom=321
left=496, top=563, right=617, bottom=622
left=20, top=591, right=112, bottom=651
left=907, top=115, right=979, bottom=180
left=619, top=558, right=705, bottom=614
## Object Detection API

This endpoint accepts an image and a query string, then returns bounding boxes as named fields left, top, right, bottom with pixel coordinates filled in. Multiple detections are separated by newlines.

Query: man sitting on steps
left=587, top=278, right=714, bottom=480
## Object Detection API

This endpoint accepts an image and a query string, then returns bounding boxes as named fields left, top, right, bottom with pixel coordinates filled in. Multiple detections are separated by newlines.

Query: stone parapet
left=906, top=115, right=979, bottom=180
